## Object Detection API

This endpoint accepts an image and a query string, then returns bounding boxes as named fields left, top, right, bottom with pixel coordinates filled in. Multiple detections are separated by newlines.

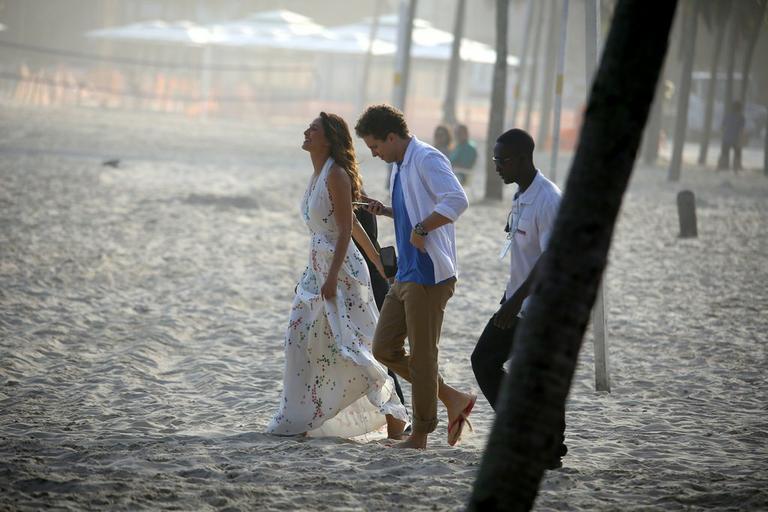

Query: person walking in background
left=717, top=101, right=746, bottom=172
left=432, top=124, right=453, bottom=156
left=354, top=104, right=476, bottom=450
left=266, top=112, right=408, bottom=439
left=470, top=128, right=567, bottom=469
left=448, top=123, right=478, bottom=186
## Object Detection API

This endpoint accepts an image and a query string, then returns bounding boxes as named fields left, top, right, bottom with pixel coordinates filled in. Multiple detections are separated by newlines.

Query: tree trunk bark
left=549, top=0, right=570, bottom=183
left=468, top=0, right=678, bottom=509
left=484, top=0, right=509, bottom=201
left=392, top=0, right=417, bottom=112
left=724, top=9, right=738, bottom=107
left=717, top=6, right=739, bottom=167
left=509, top=0, right=535, bottom=128
left=359, top=0, right=383, bottom=114
left=738, top=0, right=766, bottom=104
left=536, top=0, right=561, bottom=151
left=641, top=68, right=664, bottom=166
left=523, top=1, right=545, bottom=133
left=697, top=2, right=730, bottom=166
left=764, top=101, right=768, bottom=176
left=668, top=1, right=700, bottom=182
left=442, top=0, right=466, bottom=124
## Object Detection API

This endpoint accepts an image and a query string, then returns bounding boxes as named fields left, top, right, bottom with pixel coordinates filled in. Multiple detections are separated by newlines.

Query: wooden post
left=677, top=190, right=697, bottom=238
left=586, top=0, right=611, bottom=392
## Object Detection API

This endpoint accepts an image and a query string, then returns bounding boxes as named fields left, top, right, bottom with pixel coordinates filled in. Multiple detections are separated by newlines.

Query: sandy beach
left=1, top=106, right=766, bottom=511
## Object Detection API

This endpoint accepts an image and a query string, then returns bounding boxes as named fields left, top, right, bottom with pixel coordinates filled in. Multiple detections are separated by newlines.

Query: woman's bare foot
left=386, top=415, right=409, bottom=440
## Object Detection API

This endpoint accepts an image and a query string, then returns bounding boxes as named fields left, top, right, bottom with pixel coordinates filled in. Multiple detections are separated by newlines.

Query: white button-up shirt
left=391, top=136, right=469, bottom=283
left=503, top=170, right=561, bottom=316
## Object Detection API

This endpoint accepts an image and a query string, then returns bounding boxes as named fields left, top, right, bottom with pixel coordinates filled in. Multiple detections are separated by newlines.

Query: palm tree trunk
left=442, top=0, right=466, bottom=124
left=523, top=1, right=545, bottom=132
left=392, top=0, right=417, bottom=111
left=718, top=7, right=739, bottom=166
left=537, top=0, right=561, bottom=151
left=359, top=0, right=383, bottom=114
left=468, top=0, right=678, bottom=509
left=641, top=66, right=665, bottom=166
left=724, top=9, right=738, bottom=106
left=484, top=0, right=509, bottom=201
left=738, top=0, right=767, bottom=104
left=549, top=0, right=570, bottom=183
left=698, top=2, right=730, bottom=166
left=668, top=0, right=701, bottom=182
left=764, top=103, right=768, bottom=176
left=508, top=0, right=535, bottom=128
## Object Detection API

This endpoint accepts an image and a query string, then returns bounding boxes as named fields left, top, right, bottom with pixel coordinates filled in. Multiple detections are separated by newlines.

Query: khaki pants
left=372, top=278, right=455, bottom=434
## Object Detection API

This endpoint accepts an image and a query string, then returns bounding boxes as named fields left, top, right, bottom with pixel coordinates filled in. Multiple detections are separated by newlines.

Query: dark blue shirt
left=392, top=166, right=436, bottom=284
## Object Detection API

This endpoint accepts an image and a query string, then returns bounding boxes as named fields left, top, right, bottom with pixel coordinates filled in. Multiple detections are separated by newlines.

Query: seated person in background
left=433, top=124, right=453, bottom=156
left=449, top=124, right=478, bottom=186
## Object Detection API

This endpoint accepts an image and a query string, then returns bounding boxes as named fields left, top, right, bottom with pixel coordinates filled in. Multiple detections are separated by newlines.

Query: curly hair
left=319, top=112, right=363, bottom=205
left=354, top=104, right=410, bottom=141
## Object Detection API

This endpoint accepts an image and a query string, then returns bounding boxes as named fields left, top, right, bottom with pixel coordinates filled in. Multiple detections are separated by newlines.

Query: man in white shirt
left=355, top=104, right=476, bottom=450
left=470, top=128, right=567, bottom=468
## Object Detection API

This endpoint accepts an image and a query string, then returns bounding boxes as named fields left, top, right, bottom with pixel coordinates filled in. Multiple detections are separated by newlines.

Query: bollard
left=677, top=190, right=697, bottom=238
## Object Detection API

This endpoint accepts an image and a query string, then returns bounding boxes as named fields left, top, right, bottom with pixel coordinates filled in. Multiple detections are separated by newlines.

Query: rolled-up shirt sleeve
left=421, top=153, right=469, bottom=221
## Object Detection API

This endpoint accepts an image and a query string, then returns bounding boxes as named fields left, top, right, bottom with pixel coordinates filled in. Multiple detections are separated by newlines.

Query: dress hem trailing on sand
left=266, top=157, right=408, bottom=438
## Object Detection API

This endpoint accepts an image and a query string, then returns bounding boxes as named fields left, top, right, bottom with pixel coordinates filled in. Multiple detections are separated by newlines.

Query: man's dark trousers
left=471, top=312, right=567, bottom=459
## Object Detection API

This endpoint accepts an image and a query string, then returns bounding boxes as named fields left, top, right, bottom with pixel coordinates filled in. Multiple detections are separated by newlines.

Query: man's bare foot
left=442, top=387, right=476, bottom=427
left=386, top=415, right=409, bottom=440
left=392, top=432, right=427, bottom=450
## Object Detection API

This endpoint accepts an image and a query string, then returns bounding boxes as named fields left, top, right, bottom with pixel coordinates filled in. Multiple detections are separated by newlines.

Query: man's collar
left=517, top=170, right=543, bottom=204
left=400, top=136, right=417, bottom=168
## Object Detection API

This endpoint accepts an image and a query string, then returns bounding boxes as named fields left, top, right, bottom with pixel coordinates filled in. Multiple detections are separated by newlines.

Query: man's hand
left=360, top=195, right=392, bottom=217
left=410, top=230, right=426, bottom=252
left=492, top=294, right=523, bottom=329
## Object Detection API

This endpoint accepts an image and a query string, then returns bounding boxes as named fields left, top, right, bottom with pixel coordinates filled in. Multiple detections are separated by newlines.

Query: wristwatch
left=413, top=222, right=429, bottom=236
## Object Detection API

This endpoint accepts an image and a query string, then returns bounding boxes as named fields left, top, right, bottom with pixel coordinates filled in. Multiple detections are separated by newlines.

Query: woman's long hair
left=319, top=112, right=363, bottom=205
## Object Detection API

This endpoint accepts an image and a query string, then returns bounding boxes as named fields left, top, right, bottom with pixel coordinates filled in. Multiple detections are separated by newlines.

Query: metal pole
left=586, top=0, right=610, bottom=393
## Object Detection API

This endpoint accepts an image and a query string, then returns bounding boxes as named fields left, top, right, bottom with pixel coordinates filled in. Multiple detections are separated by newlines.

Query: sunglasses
left=491, top=156, right=515, bottom=164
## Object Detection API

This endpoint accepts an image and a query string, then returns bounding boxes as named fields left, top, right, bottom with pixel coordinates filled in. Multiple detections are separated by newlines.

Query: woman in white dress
left=266, top=112, right=409, bottom=439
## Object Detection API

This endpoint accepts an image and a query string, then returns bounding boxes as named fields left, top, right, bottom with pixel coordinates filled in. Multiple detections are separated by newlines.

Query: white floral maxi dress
left=267, top=157, right=408, bottom=437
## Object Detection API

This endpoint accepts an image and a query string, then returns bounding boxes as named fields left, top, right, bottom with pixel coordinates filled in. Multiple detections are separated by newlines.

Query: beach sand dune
left=1, top=107, right=766, bottom=510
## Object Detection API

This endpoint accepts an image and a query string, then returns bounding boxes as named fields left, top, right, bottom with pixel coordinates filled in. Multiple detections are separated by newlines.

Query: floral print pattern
left=267, top=158, right=408, bottom=437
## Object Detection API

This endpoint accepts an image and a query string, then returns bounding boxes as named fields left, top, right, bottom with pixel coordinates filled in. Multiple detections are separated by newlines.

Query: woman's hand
left=374, top=257, right=387, bottom=280
left=321, top=274, right=338, bottom=301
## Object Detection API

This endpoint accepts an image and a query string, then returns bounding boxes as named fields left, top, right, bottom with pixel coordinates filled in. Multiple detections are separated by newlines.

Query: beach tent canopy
left=86, top=19, right=217, bottom=46
left=208, top=10, right=395, bottom=55
left=85, top=10, right=515, bottom=65
left=86, top=10, right=395, bottom=55
left=328, top=15, right=518, bottom=66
